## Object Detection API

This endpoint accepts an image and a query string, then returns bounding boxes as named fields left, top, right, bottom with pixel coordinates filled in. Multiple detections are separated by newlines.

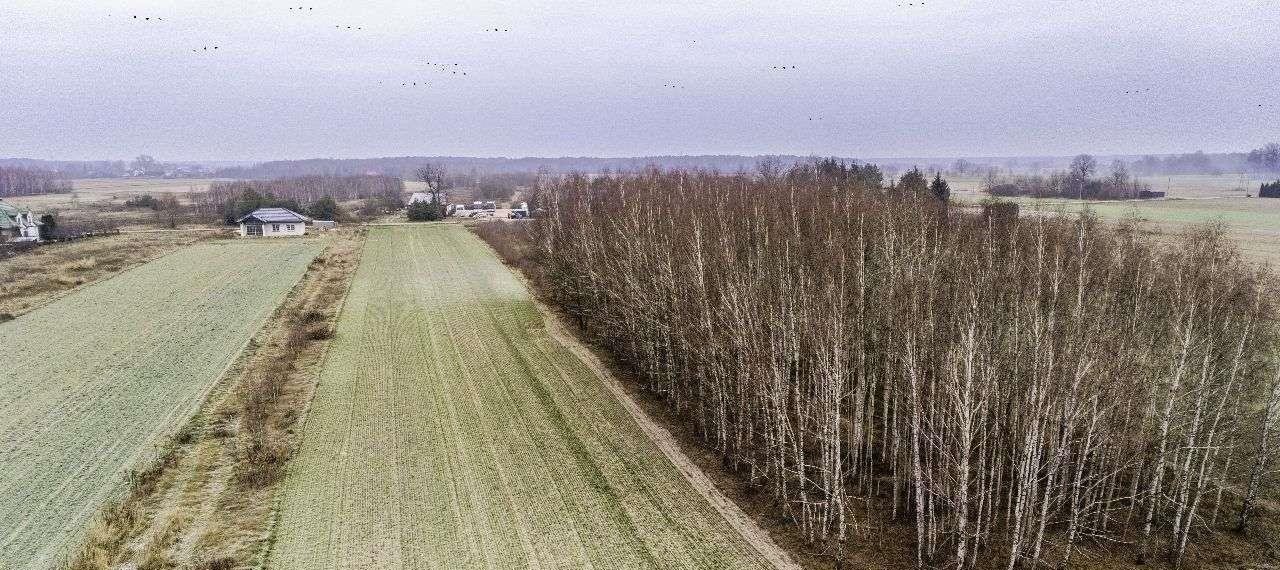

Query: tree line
left=496, top=167, right=1279, bottom=569
left=1247, top=143, right=1280, bottom=173
left=1260, top=180, right=1280, bottom=198
left=983, top=155, right=1154, bottom=200
left=197, top=175, right=404, bottom=223
left=0, top=166, right=71, bottom=197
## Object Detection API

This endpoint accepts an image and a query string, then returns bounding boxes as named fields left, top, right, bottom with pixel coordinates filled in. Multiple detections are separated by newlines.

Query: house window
left=286, top=224, right=295, bottom=232
left=272, top=224, right=281, bottom=232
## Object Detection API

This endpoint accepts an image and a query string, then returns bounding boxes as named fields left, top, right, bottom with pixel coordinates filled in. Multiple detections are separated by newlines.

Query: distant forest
left=208, top=155, right=821, bottom=178
left=3, top=142, right=1278, bottom=183
left=0, top=167, right=71, bottom=197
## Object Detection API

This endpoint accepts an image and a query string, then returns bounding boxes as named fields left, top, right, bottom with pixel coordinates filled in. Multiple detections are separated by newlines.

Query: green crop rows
left=268, top=225, right=767, bottom=569
left=0, top=240, right=321, bottom=569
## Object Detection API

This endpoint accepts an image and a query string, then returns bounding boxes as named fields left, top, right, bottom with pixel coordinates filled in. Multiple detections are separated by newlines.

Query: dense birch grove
left=0, top=166, right=72, bottom=197
left=521, top=169, right=1280, bottom=569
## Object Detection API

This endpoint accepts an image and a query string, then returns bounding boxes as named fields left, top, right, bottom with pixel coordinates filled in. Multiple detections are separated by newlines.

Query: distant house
left=409, top=192, right=447, bottom=205
left=236, top=208, right=311, bottom=237
left=0, top=201, right=43, bottom=242
left=1138, top=190, right=1166, bottom=199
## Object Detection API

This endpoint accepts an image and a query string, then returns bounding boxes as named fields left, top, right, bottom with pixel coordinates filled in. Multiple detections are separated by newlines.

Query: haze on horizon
left=1, top=0, right=1275, bottom=162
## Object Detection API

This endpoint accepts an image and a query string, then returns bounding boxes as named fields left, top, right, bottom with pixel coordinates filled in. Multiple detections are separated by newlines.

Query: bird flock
left=109, top=14, right=164, bottom=21
left=426, top=62, right=469, bottom=76
left=95, top=4, right=1271, bottom=117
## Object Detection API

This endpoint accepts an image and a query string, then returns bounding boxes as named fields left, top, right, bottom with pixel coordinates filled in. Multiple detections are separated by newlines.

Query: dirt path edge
left=535, top=303, right=803, bottom=570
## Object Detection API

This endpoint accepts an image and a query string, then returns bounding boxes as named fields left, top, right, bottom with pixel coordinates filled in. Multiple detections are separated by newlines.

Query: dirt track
left=538, top=304, right=803, bottom=570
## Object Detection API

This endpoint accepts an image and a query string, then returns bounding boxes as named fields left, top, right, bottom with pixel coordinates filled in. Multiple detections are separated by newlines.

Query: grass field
left=0, top=240, right=321, bottom=569
left=945, top=172, right=1273, bottom=199
left=956, top=196, right=1280, bottom=266
left=267, top=225, right=770, bottom=569
left=948, top=172, right=1280, bottom=266
left=2, top=179, right=221, bottom=230
left=0, top=232, right=210, bottom=317
left=4, top=179, right=218, bottom=210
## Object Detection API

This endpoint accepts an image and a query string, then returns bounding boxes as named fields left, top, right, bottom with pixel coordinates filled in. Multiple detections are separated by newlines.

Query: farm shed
left=0, top=201, right=43, bottom=243
left=236, top=208, right=312, bottom=237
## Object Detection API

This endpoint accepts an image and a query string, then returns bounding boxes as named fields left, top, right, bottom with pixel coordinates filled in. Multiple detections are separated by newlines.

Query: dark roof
left=236, top=208, right=312, bottom=224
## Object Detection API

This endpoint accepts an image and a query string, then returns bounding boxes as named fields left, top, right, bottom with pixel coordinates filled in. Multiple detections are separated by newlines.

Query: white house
left=236, top=208, right=311, bottom=237
left=0, top=201, right=43, bottom=242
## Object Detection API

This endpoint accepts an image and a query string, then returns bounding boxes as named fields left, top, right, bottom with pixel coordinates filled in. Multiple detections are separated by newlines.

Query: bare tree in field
left=416, top=164, right=447, bottom=205
left=1069, top=153, right=1097, bottom=198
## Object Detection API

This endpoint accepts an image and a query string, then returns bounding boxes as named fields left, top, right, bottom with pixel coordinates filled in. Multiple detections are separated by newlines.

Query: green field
left=949, top=172, right=1280, bottom=266
left=946, top=172, right=1273, bottom=199
left=956, top=196, right=1280, bottom=266
left=268, top=225, right=769, bottom=569
left=0, top=240, right=321, bottom=569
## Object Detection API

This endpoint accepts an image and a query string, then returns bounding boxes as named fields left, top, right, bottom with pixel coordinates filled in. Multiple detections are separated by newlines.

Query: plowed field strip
left=0, top=240, right=322, bottom=569
left=268, top=224, right=771, bottom=569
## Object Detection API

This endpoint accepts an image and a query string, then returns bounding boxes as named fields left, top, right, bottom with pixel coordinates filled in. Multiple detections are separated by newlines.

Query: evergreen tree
left=898, top=167, right=928, bottom=194
left=1260, top=180, right=1280, bottom=198
left=929, top=173, right=951, bottom=203
left=307, top=196, right=343, bottom=220
left=407, top=200, right=442, bottom=221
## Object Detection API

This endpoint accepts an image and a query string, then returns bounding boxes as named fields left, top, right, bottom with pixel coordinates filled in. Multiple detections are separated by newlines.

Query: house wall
left=241, top=222, right=306, bottom=237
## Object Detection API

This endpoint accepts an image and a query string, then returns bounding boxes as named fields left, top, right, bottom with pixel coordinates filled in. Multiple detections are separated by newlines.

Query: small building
left=1138, top=190, right=1167, bottom=199
left=508, top=201, right=530, bottom=219
left=0, top=201, right=43, bottom=243
left=236, top=208, right=311, bottom=237
left=409, top=192, right=447, bottom=205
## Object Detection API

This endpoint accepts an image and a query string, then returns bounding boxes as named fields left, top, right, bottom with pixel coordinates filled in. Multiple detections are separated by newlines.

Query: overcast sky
left=1, top=1, right=1275, bottom=161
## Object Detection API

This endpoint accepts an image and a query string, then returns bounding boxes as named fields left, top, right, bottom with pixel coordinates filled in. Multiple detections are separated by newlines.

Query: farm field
left=4, top=178, right=218, bottom=210
left=959, top=196, right=1280, bottom=266
left=1045, top=197, right=1280, bottom=265
left=0, top=239, right=321, bottom=569
left=2, top=178, right=222, bottom=231
left=268, top=225, right=773, bottom=569
left=0, top=232, right=210, bottom=317
left=951, top=172, right=1280, bottom=266
left=946, top=172, right=1270, bottom=199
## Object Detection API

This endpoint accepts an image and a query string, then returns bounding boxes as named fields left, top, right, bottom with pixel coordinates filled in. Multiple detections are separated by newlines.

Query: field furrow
left=0, top=240, right=322, bottom=569
left=268, top=224, right=769, bottom=569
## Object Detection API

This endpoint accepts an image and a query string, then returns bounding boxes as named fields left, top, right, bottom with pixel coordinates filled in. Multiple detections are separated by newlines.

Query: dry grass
left=0, top=232, right=211, bottom=316
left=3, top=178, right=221, bottom=231
left=62, top=229, right=365, bottom=570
